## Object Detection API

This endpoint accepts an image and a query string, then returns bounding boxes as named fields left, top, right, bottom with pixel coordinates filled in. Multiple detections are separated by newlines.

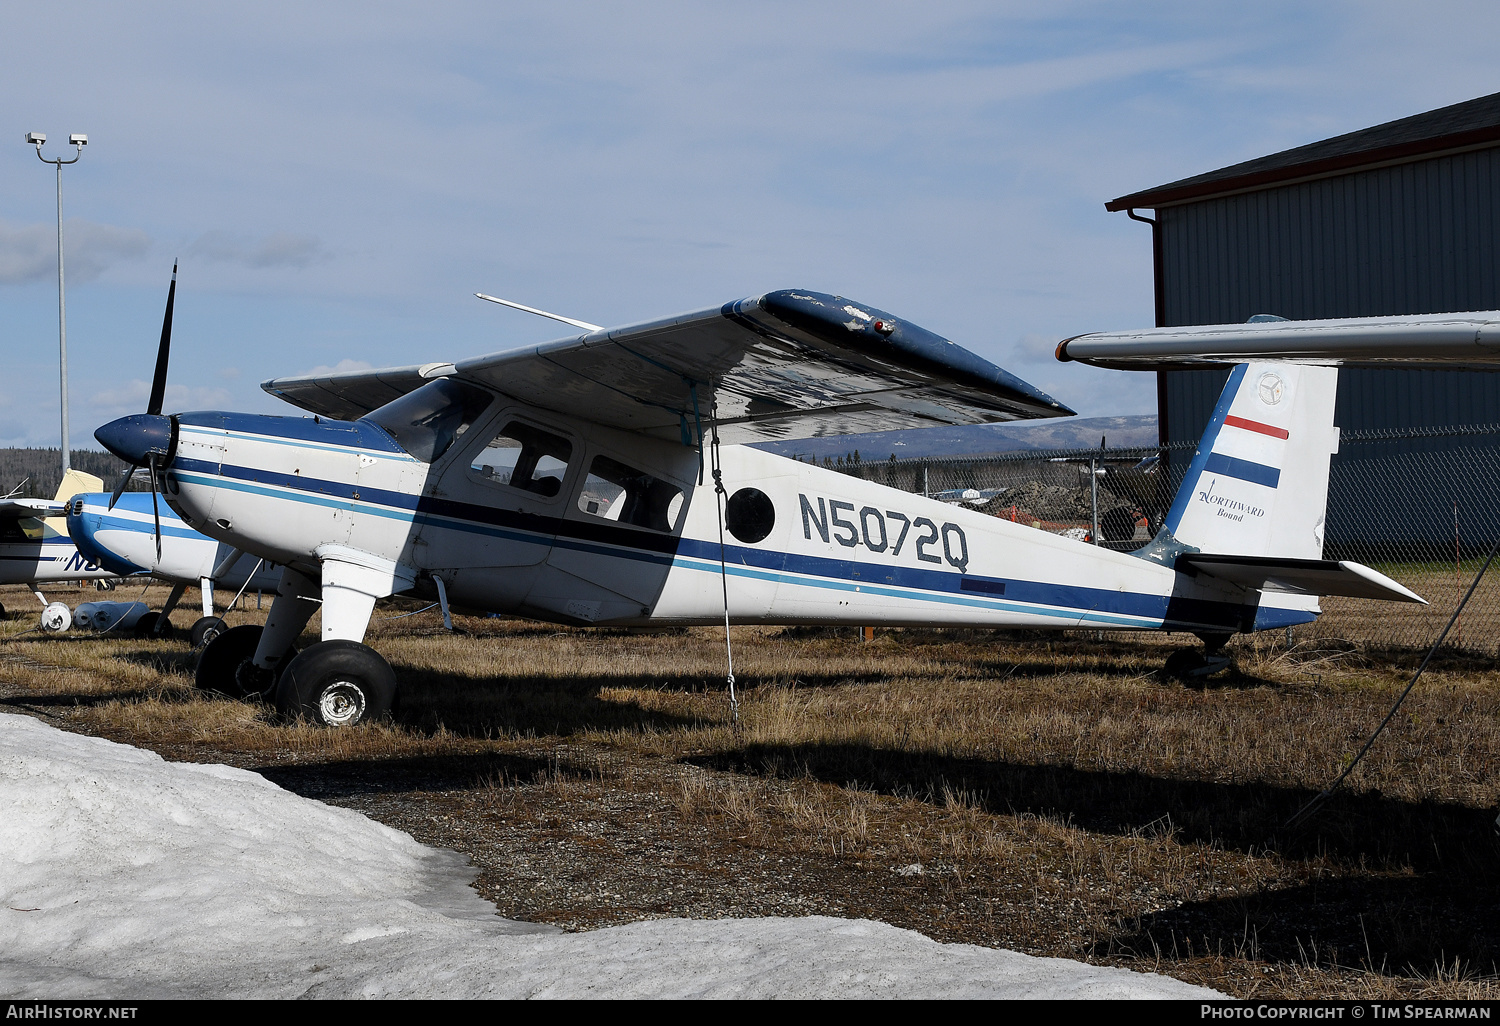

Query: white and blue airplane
left=66, top=490, right=285, bottom=643
left=1, top=469, right=120, bottom=629
left=93, top=288, right=1423, bottom=727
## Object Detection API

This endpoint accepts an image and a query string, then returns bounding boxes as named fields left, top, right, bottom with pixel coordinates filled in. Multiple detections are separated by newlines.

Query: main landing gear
left=193, top=556, right=404, bottom=728
left=1162, top=632, right=1234, bottom=682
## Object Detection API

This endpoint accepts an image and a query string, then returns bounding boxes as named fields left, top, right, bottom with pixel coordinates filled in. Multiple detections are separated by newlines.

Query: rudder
left=1160, top=362, right=1339, bottom=559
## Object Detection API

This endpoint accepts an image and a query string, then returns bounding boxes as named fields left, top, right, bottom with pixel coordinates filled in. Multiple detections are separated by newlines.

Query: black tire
left=133, top=612, right=159, bottom=638
left=195, top=624, right=265, bottom=699
left=275, top=641, right=396, bottom=728
left=1162, top=649, right=1206, bottom=681
left=0, top=600, right=7, bottom=619
left=190, top=616, right=229, bottom=648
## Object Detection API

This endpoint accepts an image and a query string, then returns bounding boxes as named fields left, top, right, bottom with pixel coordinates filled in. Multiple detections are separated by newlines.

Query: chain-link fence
left=828, top=426, right=1500, bottom=653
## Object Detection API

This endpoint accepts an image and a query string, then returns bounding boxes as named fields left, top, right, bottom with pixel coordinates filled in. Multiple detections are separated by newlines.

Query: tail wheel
left=195, top=624, right=267, bottom=699
left=190, top=616, right=228, bottom=648
left=1162, top=648, right=1233, bottom=682
left=275, top=641, right=396, bottom=728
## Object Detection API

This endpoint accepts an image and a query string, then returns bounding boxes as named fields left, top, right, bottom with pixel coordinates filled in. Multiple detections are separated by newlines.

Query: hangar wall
left=1158, top=144, right=1500, bottom=446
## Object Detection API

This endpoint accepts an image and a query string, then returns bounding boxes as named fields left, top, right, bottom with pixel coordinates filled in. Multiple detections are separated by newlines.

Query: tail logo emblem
left=1257, top=372, right=1284, bottom=405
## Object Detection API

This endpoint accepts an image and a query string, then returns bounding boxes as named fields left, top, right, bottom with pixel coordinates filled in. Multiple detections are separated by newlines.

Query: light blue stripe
left=669, top=555, right=1161, bottom=628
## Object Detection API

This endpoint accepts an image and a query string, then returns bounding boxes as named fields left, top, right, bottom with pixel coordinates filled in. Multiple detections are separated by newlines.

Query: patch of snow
left=0, top=713, right=1223, bottom=999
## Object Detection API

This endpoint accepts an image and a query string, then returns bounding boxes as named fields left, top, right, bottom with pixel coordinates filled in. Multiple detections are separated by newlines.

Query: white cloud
left=189, top=230, right=327, bottom=269
left=84, top=380, right=235, bottom=419
left=0, top=219, right=150, bottom=284
left=1009, top=332, right=1068, bottom=365
left=297, top=358, right=373, bottom=377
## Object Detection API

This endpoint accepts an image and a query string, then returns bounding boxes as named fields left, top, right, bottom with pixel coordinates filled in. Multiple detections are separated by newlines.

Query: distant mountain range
left=750, top=414, right=1160, bottom=462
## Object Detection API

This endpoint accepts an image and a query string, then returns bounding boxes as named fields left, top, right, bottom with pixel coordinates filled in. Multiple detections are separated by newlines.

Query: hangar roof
left=1107, top=91, right=1500, bottom=211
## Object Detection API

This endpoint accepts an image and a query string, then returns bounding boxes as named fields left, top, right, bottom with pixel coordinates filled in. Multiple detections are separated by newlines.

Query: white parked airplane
left=93, top=288, right=1423, bottom=727
left=66, top=490, right=284, bottom=643
left=1, top=469, right=118, bottom=628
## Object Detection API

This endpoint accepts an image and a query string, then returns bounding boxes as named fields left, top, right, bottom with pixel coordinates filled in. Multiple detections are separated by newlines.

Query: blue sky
left=3, top=2, right=1499, bottom=450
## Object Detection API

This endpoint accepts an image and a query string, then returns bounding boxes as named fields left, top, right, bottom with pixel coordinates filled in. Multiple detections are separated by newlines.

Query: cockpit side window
left=577, top=455, right=684, bottom=532
left=363, top=379, right=494, bottom=464
left=0, top=517, right=43, bottom=543
left=470, top=421, right=574, bottom=498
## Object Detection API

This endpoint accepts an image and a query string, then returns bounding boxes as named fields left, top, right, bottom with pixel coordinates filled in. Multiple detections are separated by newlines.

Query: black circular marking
left=725, top=487, right=775, bottom=544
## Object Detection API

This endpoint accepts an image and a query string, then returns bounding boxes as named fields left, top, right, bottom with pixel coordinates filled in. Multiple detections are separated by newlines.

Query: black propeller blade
left=148, top=454, right=162, bottom=564
left=147, top=262, right=175, bottom=417
left=108, top=263, right=178, bottom=515
left=107, top=465, right=133, bottom=511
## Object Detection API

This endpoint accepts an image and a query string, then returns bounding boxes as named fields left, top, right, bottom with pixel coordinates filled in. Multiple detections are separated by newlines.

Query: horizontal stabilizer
left=1179, top=554, right=1426, bottom=604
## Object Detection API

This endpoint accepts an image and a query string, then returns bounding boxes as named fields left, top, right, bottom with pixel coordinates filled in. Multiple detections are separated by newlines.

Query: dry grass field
left=2, top=580, right=1498, bottom=999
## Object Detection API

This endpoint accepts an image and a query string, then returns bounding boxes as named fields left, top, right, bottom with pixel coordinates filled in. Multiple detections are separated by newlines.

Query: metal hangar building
left=1106, top=90, right=1500, bottom=449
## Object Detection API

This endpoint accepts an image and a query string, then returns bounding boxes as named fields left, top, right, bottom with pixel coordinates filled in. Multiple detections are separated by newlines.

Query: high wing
left=1055, top=310, right=1500, bottom=370
left=0, top=498, right=65, bottom=519
left=261, top=363, right=450, bottom=422
left=263, top=290, right=1073, bottom=442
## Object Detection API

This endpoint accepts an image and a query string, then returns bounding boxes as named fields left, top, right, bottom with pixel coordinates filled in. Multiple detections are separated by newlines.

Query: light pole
left=26, top=131, right=86, bottom=474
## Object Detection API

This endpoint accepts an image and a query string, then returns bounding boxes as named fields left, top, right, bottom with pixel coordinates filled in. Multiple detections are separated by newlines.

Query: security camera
left=69, top=134, right=87, bottom=146
left=25, top=132, right=45, bottom=145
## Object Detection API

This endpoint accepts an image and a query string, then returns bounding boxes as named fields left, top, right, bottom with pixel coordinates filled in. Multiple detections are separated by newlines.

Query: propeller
left=99, top=262, right=178, bottom=563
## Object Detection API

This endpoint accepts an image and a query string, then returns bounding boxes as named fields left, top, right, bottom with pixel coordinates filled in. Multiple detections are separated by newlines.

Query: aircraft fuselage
left=157, top=403, right=1317, bottom=638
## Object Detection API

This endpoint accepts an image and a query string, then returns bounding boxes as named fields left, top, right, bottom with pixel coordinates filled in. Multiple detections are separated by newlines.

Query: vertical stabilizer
left=1160, top=363, right=1339, bottom=559
left=54, top=469, right=104, bottom=504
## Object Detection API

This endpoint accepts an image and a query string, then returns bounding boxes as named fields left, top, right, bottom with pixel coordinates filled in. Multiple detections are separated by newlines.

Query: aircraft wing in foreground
left=1055, top=310, right=1500, bottom=370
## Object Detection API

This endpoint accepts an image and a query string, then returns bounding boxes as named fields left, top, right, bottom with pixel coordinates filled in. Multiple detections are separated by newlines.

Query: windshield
left=363, top=379, right=493, bottom=463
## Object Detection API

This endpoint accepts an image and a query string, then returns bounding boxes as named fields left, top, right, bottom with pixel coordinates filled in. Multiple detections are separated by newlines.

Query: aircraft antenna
left=473, top=293, right=603, bottom=332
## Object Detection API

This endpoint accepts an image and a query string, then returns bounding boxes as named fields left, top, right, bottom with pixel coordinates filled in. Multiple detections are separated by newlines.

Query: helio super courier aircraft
left=93, top=284, right=1424, bottom=727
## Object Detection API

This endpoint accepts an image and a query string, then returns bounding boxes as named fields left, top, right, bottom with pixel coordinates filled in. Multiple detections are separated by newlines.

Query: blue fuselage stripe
left=171, top=457, right=1276, bottom=633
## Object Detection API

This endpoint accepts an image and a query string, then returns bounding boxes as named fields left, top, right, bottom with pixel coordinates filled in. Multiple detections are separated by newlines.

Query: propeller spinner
left=94, top=263, right=179, bottom=561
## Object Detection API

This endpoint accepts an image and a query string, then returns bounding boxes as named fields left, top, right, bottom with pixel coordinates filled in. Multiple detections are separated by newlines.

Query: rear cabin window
left=577, top=455, right=684, bottom=532
left=470, top=422, right=574, bottom=498
left=363, top=378, right=493, bottom=464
